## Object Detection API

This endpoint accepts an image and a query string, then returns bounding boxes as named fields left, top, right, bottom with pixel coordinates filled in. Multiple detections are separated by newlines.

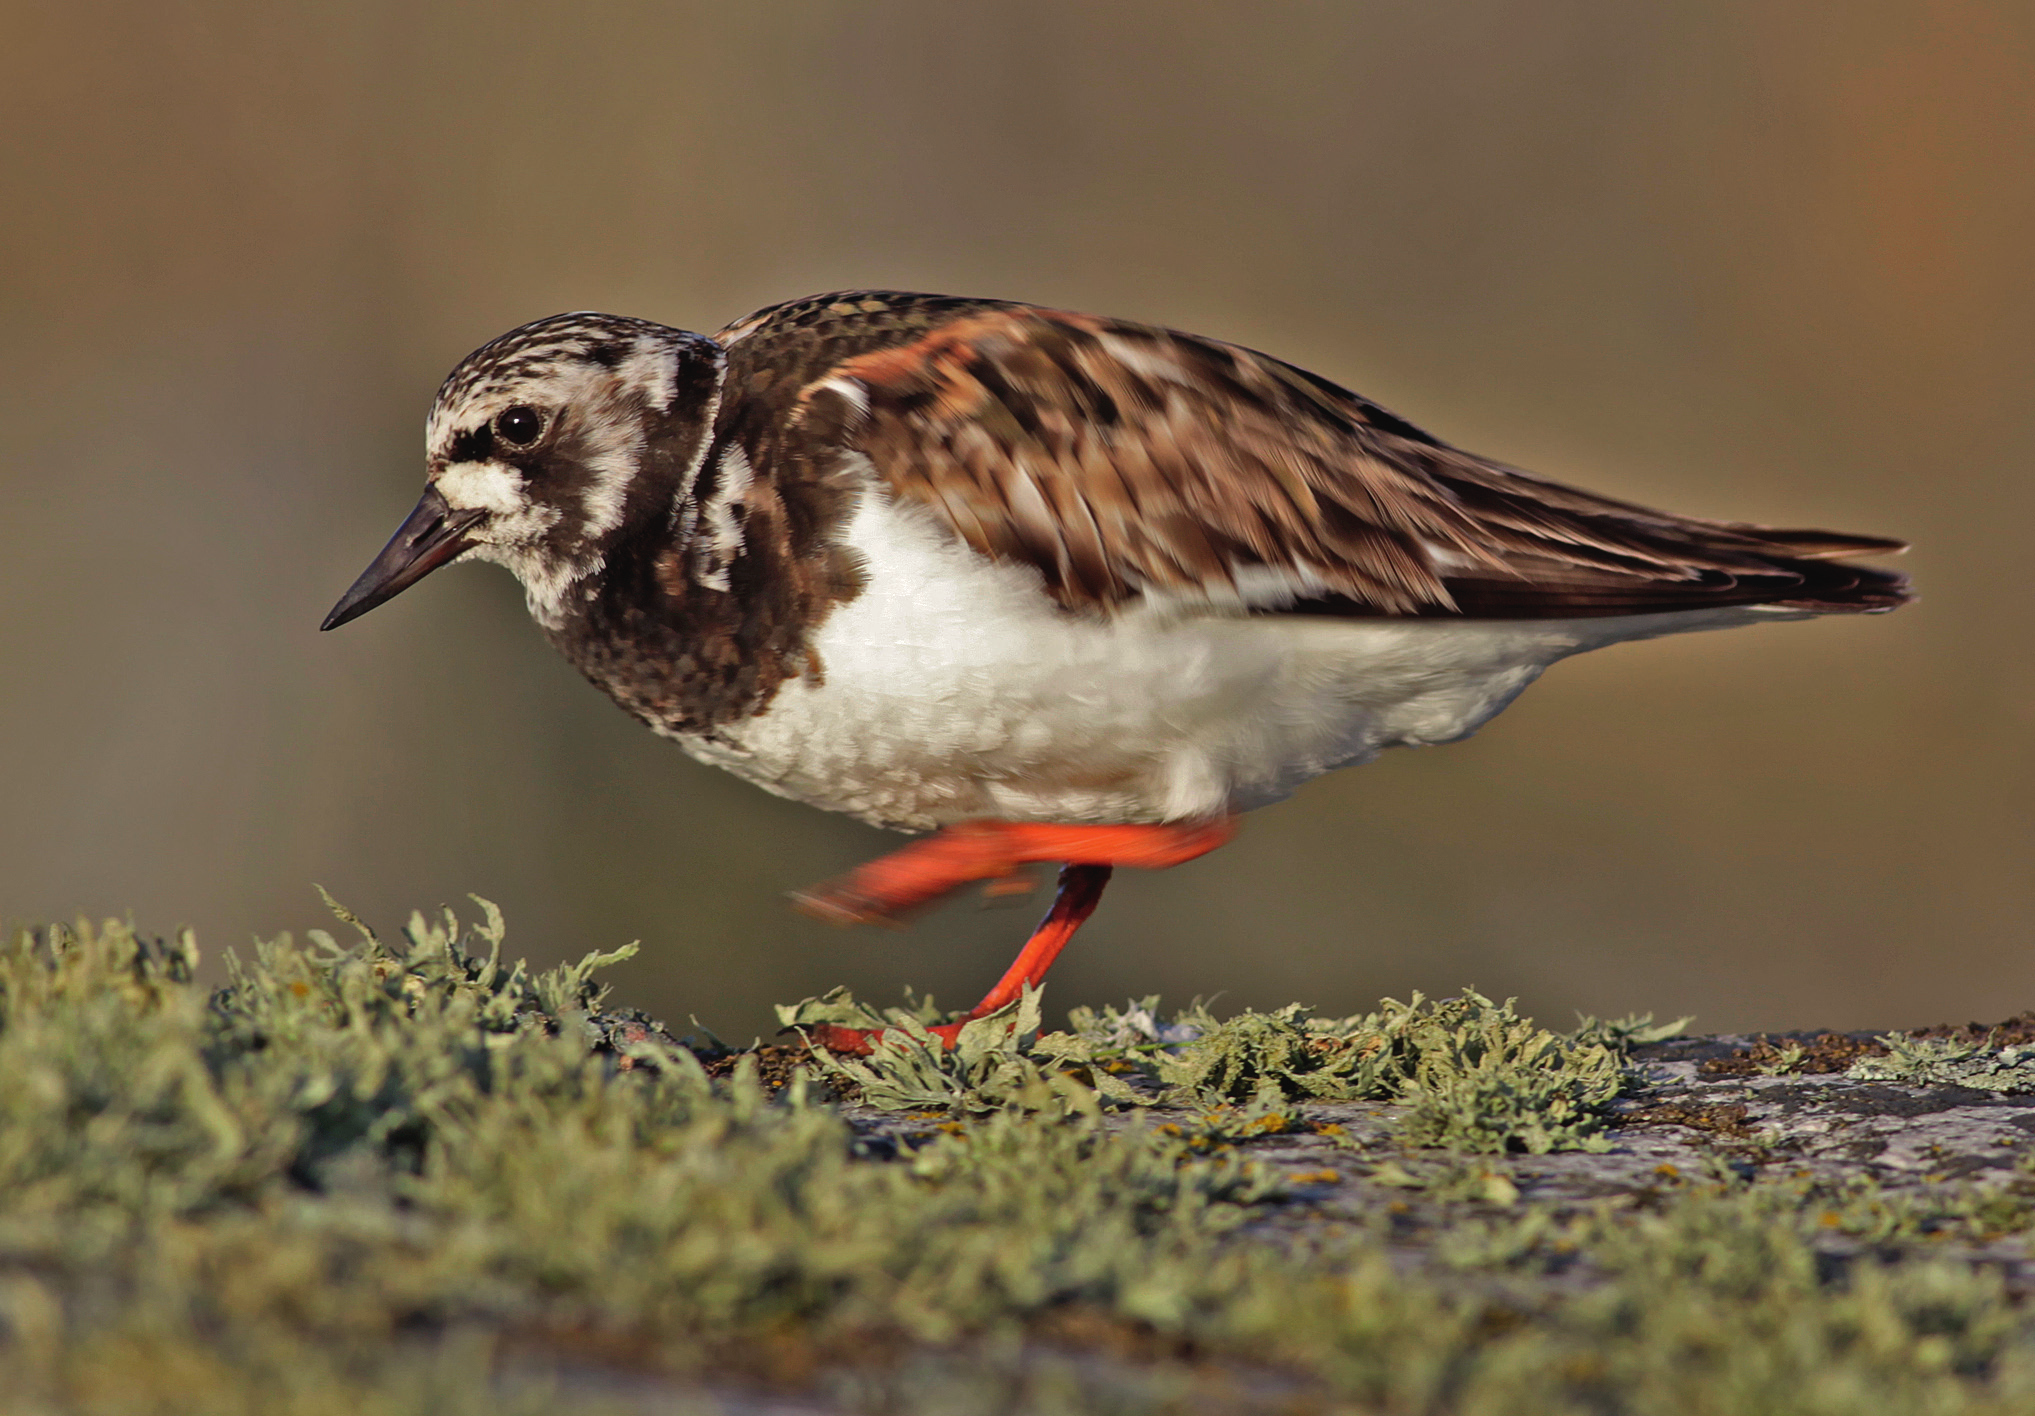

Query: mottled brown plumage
left=719, top=292, right=1907, bottom=620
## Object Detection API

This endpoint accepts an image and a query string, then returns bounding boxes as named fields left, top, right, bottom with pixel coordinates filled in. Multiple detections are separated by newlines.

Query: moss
left=6, top=905, right=2035, bottom=1413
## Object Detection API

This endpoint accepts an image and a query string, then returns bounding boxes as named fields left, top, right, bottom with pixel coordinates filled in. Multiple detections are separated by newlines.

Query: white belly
left=673, top=493, right=1783, bottom=831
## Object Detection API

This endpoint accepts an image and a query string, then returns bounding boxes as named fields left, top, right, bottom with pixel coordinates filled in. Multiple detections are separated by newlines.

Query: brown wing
left=796, top=298, right=1909, bottom=618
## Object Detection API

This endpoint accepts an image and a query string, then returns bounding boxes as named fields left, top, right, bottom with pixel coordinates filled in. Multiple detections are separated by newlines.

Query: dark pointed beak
left=320, top=486, right=485, bottom=631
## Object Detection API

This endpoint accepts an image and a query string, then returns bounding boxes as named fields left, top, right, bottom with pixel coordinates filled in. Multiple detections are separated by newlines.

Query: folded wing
left=822, top=303, right=1909, bottom=618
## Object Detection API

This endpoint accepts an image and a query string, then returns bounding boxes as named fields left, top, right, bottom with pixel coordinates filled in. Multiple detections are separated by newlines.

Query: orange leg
left=791, top=817, right=1237, bottom=925
left=959, top=863, right=1113, bottom=1021
left=798, top=817, right=1237, bottom=1055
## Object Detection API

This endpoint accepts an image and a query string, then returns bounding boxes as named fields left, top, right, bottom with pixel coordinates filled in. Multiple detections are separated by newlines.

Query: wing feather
left=789, top=299, right=1909, bottom=618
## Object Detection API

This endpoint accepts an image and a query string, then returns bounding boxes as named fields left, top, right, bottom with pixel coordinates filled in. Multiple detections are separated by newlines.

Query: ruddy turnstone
left=323, top=291, right=1911, bottom=1051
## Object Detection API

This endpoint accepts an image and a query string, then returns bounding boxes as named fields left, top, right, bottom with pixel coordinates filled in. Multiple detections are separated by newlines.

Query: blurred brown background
left=3, top=2, right=2029, bottom=1038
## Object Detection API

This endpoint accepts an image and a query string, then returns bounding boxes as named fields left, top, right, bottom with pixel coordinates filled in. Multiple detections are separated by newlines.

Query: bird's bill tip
left=320, top=487, right=482, bottom=631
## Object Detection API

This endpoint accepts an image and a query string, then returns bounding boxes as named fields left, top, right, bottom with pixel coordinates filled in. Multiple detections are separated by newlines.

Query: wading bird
left=324, top=292, right=1909, bottom=1051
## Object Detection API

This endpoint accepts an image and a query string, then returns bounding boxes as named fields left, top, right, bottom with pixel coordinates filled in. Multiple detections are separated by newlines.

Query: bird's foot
left=803, top=1019, right=970, bottom=1056
left=801, top=861, right=1120, bottom=1054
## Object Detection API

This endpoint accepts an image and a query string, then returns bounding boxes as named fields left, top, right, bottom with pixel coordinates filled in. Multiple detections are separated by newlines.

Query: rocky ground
left=833, top=1023, right=2035, bottom=1271
left=15, top=913, right=2035, bottom=1415
left=530, top=1024, right=2035, bottom=1414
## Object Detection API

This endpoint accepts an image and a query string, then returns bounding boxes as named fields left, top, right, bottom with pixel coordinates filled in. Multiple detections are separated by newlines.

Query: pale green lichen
left=1761, top=1040, right=1816, bottom=1074
left=1146, top=1000, right=1381, bottom=1103
left=1141, top=989, right=1629, bottom=1153
left=773, top=981, right=949, bottom=1033
left=0, top=907, right=1294, bottom=1411
left=794, top=985, right=1635, bottom=1153
left=8, top=905, right=2035, bottom=1415
left=1848, top=1034, right=2035, bottom=1093
left=1385, top=993, right=1624, bottom=1154
left=795, top=986, right=1130, bottom=1114
left=1362, top=1155, right=1525, bottom=1206
left=1570, top=1009, right=1695, bottom=1051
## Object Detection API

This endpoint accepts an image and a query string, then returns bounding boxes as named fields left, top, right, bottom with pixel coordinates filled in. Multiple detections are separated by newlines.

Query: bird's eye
left=495, top=405, right=544, bottom=446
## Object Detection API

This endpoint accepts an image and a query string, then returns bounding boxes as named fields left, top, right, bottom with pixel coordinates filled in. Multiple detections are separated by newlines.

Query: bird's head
left=322, top=312, right=724, bottom=632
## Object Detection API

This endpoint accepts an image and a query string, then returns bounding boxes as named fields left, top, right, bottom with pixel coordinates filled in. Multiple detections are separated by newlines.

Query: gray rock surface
left=832, top=1029, right=2035, bottom=1285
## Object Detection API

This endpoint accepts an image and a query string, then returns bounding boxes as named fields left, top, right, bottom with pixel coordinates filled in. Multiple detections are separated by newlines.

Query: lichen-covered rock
left=8, top=905, right=2035, bottom=1414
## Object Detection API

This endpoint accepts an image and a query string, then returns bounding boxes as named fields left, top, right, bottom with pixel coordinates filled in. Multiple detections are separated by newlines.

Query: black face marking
left=446, top=424, right=494, bottom=462
left=413, top=306, right=886, bottom=734
left=496, top=405, right=544, bottom=445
